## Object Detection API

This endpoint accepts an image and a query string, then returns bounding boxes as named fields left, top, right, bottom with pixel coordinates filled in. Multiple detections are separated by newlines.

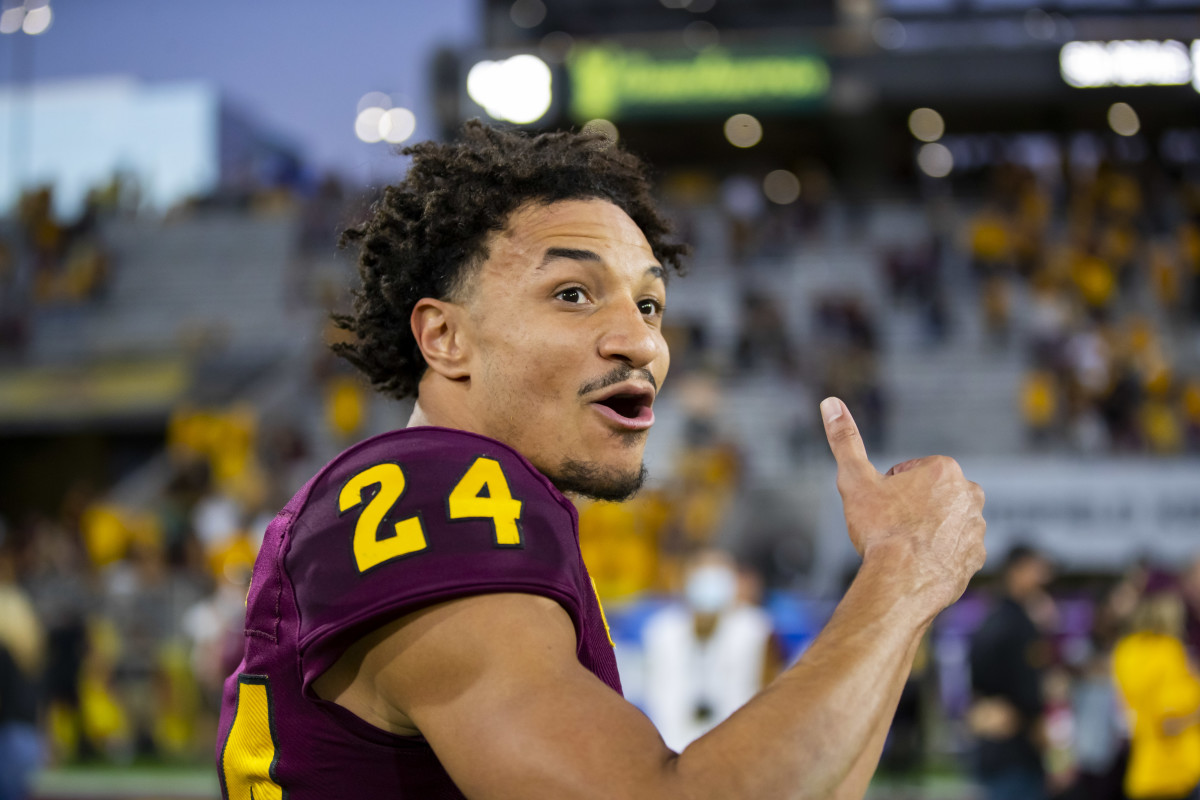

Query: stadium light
left=1108, top=103, right=1140, bottom=137
left=1060, top=40, right=1193, bottom=89
left=1194, top=41, right=1200, bottom=93
left=724, top=113, right=762, bottom=148
left=21, top=1, right=49, bottom=34
left=380, top=108, right=416, bottom=144
left=908, top=108, right=944, bottom=143
left=355, top=107, right=386, bottom=143
left=1, top=0, right=52, bottom=35
left=763, top=170, right=801, bottom=205
left=917, top=143, right=953, bottom=178
left=354, top=93, right=418, bottom=145
left=467, top=54, right=553, bottom=125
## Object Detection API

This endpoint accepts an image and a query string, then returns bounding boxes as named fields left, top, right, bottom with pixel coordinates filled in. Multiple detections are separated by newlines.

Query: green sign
left=568, top=45, right=830, bottom=122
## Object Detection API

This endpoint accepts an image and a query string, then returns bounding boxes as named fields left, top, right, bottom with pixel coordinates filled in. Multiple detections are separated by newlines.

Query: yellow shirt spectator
left=1113, top=596, right=1200, bottom=800
left=1019, top=370, right=1058, bottom=429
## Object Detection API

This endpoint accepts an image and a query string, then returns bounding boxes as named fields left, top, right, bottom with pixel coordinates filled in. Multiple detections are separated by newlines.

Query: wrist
left=856, top=543, right=951, bottom=626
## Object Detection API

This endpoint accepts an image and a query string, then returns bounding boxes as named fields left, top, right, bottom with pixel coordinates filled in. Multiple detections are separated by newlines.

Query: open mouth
left=590, top=388, right=655, bottom=430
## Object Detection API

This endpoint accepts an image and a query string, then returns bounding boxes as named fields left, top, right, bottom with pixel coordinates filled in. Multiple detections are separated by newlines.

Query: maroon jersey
left=215, top=426, right=621, bottom=799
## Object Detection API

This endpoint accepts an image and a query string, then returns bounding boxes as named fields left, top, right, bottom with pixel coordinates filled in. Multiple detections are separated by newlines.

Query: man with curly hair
left=216, top=121, right=986, bottom=799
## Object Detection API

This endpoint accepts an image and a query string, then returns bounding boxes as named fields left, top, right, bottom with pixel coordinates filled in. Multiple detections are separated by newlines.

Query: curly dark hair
left=332, top=120, right=687, bottom=401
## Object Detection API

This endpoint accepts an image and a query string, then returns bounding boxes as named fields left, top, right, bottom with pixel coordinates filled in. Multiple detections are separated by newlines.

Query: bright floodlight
left=908, top=108, right=945, bottom=142
left=0, top=6, right=24, bottom=34
left=763, top=170, right=801, bottom=205
left=724, top=113, right=763, bottom=148
left=467, top=54, right=553, bottom=125
left=917, top=143, right=953, bottom=178
left=1193, top=40, right=1200, bottom=93
left=1107, top=102, right=1140, bottom=137
left=355, top=107, right=387, bottom=143
left=380, top=107, right=417, bottom=144
left=22, top=4, right=51, bottom=35
left=1060, top=40, right=1191, bottom=88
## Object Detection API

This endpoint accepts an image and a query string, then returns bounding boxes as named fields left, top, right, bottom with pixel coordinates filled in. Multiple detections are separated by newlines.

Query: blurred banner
left=816, top=459, right=1200, bottom=592
left=0, top=358, right=188, bottom=425
left=567, top=45, right=830, bottom=121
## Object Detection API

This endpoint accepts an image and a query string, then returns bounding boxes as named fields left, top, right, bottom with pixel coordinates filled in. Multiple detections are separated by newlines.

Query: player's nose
left=596, top=298, right=660, bottom=369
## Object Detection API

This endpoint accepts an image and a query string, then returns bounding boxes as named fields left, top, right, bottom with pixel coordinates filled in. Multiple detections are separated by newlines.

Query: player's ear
left=411, top=298, right=471, bottom=381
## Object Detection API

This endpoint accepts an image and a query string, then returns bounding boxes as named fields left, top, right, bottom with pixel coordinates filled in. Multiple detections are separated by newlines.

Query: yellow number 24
left=341, top=456, right=524, bottom=574
left=448, top=456, right=523, bottom=546
left=338, top=463, right=428, bottom=572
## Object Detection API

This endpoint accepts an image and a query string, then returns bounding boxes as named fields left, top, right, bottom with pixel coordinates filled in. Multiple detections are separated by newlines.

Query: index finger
left=821, top=397, right=877, bottom=485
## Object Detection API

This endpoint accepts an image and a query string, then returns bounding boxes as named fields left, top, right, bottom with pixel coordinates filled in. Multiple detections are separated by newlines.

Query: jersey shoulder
left=282, top=426, right=586, bottom=690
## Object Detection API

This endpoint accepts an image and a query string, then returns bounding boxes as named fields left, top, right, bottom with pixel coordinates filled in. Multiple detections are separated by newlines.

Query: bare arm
left=827, top=628, right=926, bottom=800
left=318, top=398, right=986, bottom=799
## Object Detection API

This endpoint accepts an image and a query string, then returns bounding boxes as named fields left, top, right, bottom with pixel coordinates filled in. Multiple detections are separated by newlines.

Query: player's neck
left=407, top=396, right=476, bottom=434
left=407, top=400, right=437, bottom=428
left=410, top=375, right=491, bottom=436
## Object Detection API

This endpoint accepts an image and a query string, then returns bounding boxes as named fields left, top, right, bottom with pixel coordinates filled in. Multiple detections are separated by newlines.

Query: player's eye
left=555, top=287, right=588, bottom=304
left=638, top=298, right=664, bottom=318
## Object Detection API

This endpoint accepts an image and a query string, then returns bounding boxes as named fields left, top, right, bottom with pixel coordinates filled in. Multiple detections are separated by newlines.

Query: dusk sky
left=0, top=0, right=480, bottom=182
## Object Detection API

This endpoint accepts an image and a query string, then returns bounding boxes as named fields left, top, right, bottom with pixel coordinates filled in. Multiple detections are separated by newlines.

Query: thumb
left=821, top=397, right=877, bottom=488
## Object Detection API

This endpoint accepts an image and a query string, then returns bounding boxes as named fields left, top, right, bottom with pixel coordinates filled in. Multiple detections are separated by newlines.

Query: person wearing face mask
left=642, top=549, right=782, bottom=752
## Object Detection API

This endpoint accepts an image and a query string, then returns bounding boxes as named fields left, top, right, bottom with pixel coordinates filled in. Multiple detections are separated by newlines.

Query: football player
left=216, top=121, right=986, bottom=799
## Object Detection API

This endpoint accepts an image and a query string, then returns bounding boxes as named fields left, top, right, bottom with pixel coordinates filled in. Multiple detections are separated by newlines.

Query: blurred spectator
left=1181, top=558, right=1200, bottom=658
left=0, top=546, right=45, bottom=800
left=1067, top=646, right=1127, bottom=800
left=578, top=492, right=670, bottom=603
left=101, top=538, right=206, bottom=758
left=1112, top=582, right=1200, bottom=800
left=1019, top=369, right=1059, bottom=448
left=641, top=549, right=781, bottom=752
left=968, top=204, right=1014, bottom=279
left=733, top=290, right=797, bottom=376
left=22, top=518, right=92, bottom=763
left=968, top=546, right=1055, bottom=800
left=17, top=186, right=112, bottom=307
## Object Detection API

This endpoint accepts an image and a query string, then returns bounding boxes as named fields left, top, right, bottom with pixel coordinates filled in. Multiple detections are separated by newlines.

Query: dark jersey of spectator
left=0, top=645, right=37, bottom=726
left=969, top=596, right=1046, bottom=777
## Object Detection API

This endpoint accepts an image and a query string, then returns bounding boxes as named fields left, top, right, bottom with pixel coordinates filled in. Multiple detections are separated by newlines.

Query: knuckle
left=832, top=425, right=861, bottom=444
left=926, top=455, right=955, bottom=477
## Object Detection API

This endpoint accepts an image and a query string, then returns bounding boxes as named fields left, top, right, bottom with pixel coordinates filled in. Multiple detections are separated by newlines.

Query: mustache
left=578, top=365, right=658, bottom=398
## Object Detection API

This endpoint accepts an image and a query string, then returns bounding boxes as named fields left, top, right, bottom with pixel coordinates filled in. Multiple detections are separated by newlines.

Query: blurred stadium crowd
left=0, top=120, right=1197, bottom=799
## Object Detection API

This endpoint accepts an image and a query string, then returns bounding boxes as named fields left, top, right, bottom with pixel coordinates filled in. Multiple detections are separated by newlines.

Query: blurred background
left=1, top=0, right=1199, bottom=797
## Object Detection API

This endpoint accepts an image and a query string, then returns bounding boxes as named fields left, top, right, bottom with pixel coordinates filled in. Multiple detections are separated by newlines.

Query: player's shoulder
left=280, top=426, right=587, bottom=689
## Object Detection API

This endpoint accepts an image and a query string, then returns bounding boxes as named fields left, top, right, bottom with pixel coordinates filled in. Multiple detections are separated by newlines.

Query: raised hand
left=820, top=396, right=987, bottom=611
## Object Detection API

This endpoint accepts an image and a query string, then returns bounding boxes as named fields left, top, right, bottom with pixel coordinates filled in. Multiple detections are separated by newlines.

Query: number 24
left=338, top=456, right=523, bottom=573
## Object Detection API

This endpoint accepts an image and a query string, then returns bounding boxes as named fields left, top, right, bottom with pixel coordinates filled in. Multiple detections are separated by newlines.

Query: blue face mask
left=685, top=565, right=737, bottom=614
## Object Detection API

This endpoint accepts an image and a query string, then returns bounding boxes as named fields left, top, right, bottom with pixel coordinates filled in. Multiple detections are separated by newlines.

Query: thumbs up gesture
left=821, top=397, right=987, bottom=611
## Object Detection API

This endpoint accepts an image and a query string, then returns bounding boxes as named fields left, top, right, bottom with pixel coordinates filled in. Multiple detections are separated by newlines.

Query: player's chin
left=547, top=458, right=647, bottom=503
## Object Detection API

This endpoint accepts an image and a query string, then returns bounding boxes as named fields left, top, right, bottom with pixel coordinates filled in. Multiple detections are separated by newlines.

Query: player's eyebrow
left=542, top=247, right=602, bottom=265
left=541, top=248, right=668, bottom=286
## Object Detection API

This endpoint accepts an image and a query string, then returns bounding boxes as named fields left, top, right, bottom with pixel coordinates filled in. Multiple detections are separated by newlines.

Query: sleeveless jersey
left=215, top=426, right=622, bottom=799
